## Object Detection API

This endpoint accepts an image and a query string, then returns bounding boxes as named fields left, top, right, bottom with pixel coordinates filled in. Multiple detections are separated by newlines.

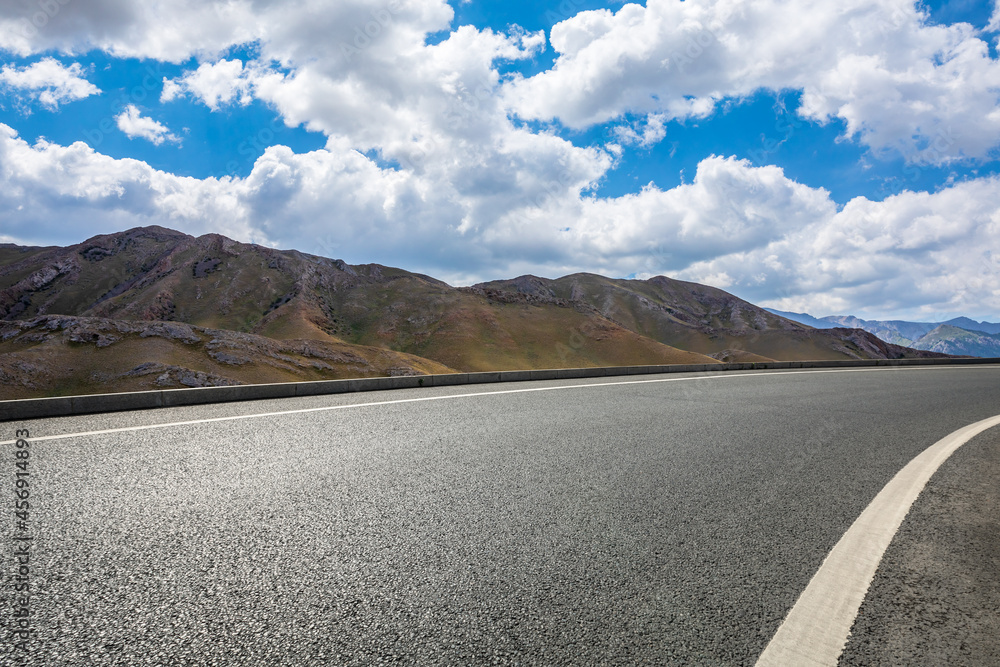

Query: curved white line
left=756, top=414, right=1000, bottom=666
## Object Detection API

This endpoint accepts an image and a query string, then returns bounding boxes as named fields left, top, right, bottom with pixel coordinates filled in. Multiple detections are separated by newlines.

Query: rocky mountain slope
left=475, top=274, right=947, bottom=362
left=1, top=226, right=954, bottom=398
left=0, top=316, right=453, bottom=400
left=908, top=325, right=1000, bottom=357
left=819, top=316, right=940, bottom=346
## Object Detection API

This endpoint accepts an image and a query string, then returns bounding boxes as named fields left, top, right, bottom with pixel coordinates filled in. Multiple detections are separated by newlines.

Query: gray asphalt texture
left=840, top=423, right=1000, bottom=666
left=3, top=366, right=1000, bottom=665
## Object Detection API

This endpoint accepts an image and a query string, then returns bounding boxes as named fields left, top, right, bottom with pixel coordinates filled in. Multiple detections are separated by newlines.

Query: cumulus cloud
left=0, top=123, right=251, bottom=243
left=504, top=0, right=1000, bottom=164
left=3, top=123, right=999, bottom=319
left=675, top=175, right=1000, bottom=320
left=0, top=122, right=474, bottom=274
left=7, top=0, right=995, bottom=166
left=0, top=0, right=458, bottom=64
left=612, top=114, right=668, bottom=148
left=160, top=59, right=255, bottom=109
left=477, top=155, right=836, bottom=281
left=0, top=57, right=100, bottom=109
left=114, top=105, right=180, bottom=145
left=0, top=0, right=257, bottom=62
left=232, top=11, right=577, bottom=256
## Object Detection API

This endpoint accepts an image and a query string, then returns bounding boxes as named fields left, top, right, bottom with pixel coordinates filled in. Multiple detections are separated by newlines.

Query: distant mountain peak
left=772, top=309, right=1000, bottom=357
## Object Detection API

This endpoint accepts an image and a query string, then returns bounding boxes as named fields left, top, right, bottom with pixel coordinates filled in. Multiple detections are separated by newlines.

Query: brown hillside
left=473, top=273, right=949, bottom=362
left=0, top=228, right=719, bottom=399
left=0, top=316, right=454, bottom=400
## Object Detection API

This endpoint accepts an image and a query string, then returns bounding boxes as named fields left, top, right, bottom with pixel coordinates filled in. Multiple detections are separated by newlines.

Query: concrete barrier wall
left=2, top=357, right=999, bottom=422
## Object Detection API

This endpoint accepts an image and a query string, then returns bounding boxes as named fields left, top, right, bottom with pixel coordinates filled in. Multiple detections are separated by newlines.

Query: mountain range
left=0, top=226, right=953, bottom=399
left=768, top=310, right=1000, bottom=357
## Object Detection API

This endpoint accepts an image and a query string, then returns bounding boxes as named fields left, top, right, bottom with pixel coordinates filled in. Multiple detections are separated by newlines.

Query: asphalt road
left=3, top=365, right=1000, bottom=665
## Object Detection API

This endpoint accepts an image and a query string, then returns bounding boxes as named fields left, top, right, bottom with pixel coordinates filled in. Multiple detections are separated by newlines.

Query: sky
left=1, top=0, right=1000, bottom=321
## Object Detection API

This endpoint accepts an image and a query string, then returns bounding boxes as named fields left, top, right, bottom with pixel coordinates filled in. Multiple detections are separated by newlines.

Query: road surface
left=3, top=365, right=999, bottom=665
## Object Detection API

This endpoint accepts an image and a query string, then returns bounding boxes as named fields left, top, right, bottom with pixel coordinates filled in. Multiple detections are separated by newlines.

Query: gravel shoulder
left=840, top=427, right=1000, bottom=665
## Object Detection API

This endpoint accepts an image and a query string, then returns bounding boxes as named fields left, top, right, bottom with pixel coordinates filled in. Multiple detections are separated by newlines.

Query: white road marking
left=755, top=413, right=1000, bottom=667
left=0, top=365, right=994, bottom=445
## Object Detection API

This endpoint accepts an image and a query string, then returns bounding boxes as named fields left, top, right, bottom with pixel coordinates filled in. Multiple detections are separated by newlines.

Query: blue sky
left=1, top=0, right=1000, bottom=321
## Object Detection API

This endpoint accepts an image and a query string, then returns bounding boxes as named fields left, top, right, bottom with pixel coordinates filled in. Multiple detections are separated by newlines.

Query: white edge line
left=0, top=365, right=991, bottom=446
left=755, top=413, right=1000, bottom=667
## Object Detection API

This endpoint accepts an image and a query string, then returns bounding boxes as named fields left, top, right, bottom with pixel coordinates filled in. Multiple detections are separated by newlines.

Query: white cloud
left=3, top=123, right=999, bottom=319
left=0, top=123, right=245, bottom=241
left=989, top=1, right=1000, bottom=32
left=0, top=0, right=259, bottom=62
left=160, top=59, right=255, bottom=110
left=114, top=105, right=179, bottom=145
left=35, top=0, right=570, bottom=242
left=0, top=58, right=100, bottom=109
left=504, top=0, right=1000, bottom=164
left=675, top=174, right=1000, bottom=321
left=612, top=114, right=667, bottom=148
left=480, top=155, right=837, bottom=281
left=6, top=0, right=995, bottom=166
left=159, top=78, right=183, bottom=103
left=0, top=0, right=456, bottom=64
left=2, top=0, right=997, bottom=166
